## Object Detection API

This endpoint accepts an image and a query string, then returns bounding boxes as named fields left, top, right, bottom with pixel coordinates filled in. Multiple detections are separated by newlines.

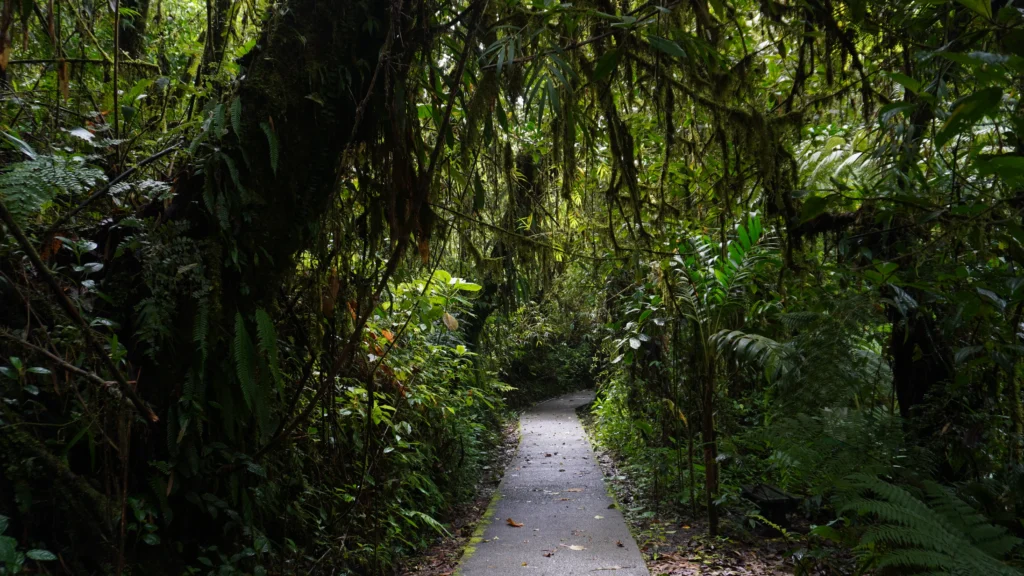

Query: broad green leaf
left=889, top=73, right=922, bottom=94
left=26, top=549, right=57, bottom=561
left=955, top=0, right=991, bottom=18
left=1, top=131, right=37, bottom=159
left=977, top=156, right=1024, bottom=186
left=935, top=87, right=1002, bottom=148
left=879, top=102, right=915, bottom=123
left=647, top=35, right=686, bottom=59
left=801, top=195, right=832, bottom=222
left=473, top=174, right=486, bottom=211
left=593, top=49, right=621, bottom=82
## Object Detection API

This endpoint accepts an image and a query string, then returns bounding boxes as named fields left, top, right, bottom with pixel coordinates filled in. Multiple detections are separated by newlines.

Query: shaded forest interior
left=0, top=0, right=1023, bottom=573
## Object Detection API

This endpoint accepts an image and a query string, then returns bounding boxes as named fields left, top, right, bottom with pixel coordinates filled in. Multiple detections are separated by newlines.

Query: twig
left=0, top=199, right=158, bottom=422
left=0, top=330, right=118, bottom=392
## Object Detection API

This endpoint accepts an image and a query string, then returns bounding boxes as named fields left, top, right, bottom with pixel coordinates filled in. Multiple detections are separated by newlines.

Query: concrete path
left=457, top=390, right=649, bottom=575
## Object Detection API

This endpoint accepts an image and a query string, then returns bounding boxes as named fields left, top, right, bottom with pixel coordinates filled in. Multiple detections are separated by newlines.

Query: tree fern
left=841, top=474, right=1022, bottom=575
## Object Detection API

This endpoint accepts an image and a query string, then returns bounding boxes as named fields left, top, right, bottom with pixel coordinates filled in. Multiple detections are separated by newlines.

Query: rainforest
left=0, top=0, right=1022, bottom=574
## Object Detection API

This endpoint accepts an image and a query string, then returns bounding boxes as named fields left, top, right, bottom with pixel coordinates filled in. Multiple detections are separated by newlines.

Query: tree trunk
left=0, top=0, right=13, bottom=88
left=888, top=305, right=952, bottom=420
left=199, top=0, right=235, bottom=80
left=118, top=0, right=151, bottom=57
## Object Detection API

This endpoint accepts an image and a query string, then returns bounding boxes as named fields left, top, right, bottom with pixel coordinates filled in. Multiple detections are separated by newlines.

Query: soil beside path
left=456, top=390, right=650, bottom=575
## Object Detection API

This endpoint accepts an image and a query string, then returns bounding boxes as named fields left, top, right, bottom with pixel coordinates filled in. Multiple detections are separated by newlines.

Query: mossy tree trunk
left=199, top=0, right=236, bottom=79
left=118, top=0, right=150, bottom=57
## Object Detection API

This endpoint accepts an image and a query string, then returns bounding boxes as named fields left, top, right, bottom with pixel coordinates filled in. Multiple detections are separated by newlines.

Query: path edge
left=452, top=418, right=522, bottom=575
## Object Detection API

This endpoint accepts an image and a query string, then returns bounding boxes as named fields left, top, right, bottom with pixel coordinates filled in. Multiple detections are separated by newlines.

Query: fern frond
left=234, top=312, right=257, bottom=411
left=254, top=308, right=283, bottom=394
left=871, top=549, right=952, bottom=570
left=260, top=121, right=279, bottom=177
left=402, top=510, right=450, bottom=536
left=0, top=156, right=105, bottom=224
left=843, top=475, right=1022, bottom=575
left=230, top=97, right=242, bottom=137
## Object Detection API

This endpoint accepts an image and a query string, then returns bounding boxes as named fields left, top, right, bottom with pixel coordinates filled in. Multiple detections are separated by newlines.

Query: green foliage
left=841, top=475, right=1022, bottom=575
left=0, top=515, right=55, bottom=574
left=3, top=0, right=1024, bottom=572
left=0, top=155, right=105, bottom=224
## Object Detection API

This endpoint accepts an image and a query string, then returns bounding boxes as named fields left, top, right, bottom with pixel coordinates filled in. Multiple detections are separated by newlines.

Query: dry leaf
left=442, top=312, right=459, bottom=331
left=594, top=515, right=604, bottom=519
left=506, top=518, right=524, bottom=528
left=542, top=550, right=555, bottom=557
left=566, top=488, right=583, bottom=492
left=567, top=545, right=586, bottom=551
left=381, top=329, right=394, bottom=342
left=616, top=540, right=624, bottom=547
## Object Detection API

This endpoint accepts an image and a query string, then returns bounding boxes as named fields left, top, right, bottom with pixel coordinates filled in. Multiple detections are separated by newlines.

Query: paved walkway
left=457, top=390, right=649, bottom=575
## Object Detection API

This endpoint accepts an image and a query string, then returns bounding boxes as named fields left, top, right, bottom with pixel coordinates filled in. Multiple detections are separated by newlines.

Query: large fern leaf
left=0, top=156, right=105, bottom=224
left=841, top=474, right=1022, bottom=575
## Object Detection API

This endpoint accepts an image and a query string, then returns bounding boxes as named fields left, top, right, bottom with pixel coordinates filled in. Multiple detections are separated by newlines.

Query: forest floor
left=578, top=405, right=839, bottom=576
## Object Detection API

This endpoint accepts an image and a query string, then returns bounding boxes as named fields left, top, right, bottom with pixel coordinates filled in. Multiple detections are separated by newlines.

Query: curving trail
left=457, top=390, right=649, bottom=575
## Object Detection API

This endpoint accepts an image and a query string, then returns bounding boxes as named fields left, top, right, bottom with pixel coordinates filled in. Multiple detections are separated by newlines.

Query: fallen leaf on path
left=542, top=550, right=555, bottom=557
left=506, top=518, right=524, bottom=528
left=594, top=515, right=604, bottom=519
left=616, top=541, right=624, bottom=547
left=562, top=544, right=587, bottom=551
left=566, top=488, right=583, bottom=492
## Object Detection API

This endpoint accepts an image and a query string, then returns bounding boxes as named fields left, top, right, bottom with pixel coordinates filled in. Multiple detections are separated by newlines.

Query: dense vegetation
left=0, top=0, right=1022, bottom=573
